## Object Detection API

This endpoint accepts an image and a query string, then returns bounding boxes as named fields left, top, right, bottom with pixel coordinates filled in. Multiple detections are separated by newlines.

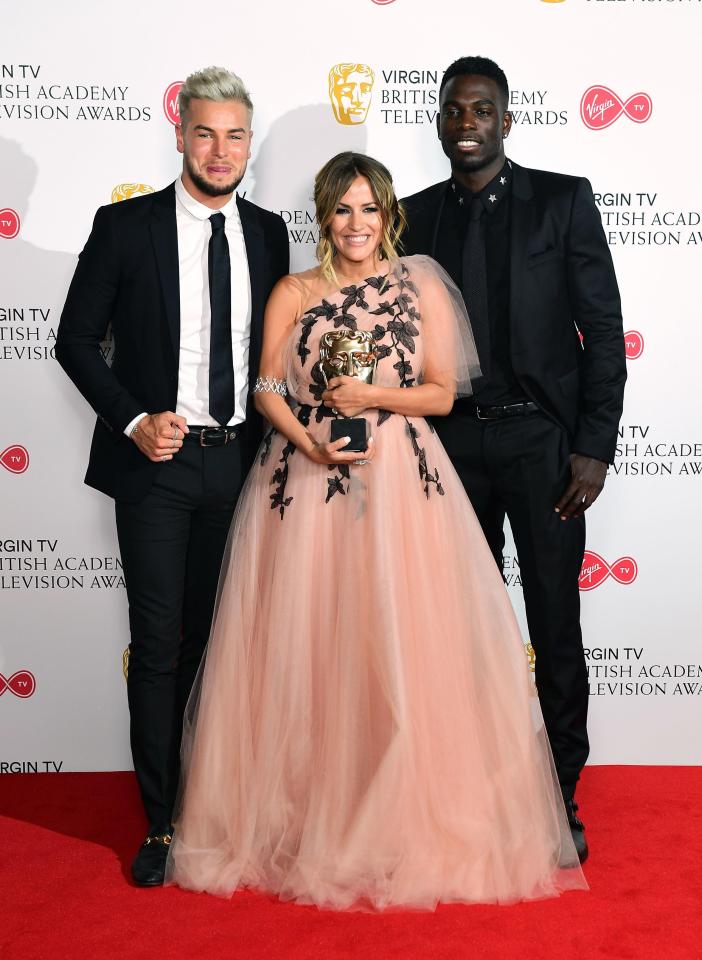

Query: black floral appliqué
left=326, top=462, right=350, bottom=503
left=309, top=361, right=327, bottom=403
left=406, top=419, right=444, bottom=499
left=269, top=440, right=296, bottom=518
left=340, top=284, right=370, bottom=312
left=387, top=317, right=419, bottom=355
left=259, top=429, right=274, bottom=466
left=297, top=300, right=339, bottom=366
left=393, top=356, right=415, bottom=387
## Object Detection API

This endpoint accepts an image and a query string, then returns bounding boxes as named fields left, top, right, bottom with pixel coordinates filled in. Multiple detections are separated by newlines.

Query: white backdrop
left=2, top=0, right=701, bottom=773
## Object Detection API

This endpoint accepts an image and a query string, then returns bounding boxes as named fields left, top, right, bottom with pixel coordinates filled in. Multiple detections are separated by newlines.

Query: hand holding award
left=320, top=329, right=378, bottom=452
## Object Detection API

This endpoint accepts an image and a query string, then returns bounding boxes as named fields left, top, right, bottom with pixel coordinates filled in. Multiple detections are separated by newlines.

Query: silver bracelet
left=253, top=376, right=287, bottom=397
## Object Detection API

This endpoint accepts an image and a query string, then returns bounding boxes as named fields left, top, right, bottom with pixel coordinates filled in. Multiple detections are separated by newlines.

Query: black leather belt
left=184, top=425, right=245, bottom=447
left=468, top=401, right=539, bottom=421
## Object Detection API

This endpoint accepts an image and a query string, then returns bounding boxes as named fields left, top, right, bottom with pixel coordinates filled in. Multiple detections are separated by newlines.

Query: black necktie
left=462, top=196, right=490, bottom=380
left=208, top=212, right=234, bottom=426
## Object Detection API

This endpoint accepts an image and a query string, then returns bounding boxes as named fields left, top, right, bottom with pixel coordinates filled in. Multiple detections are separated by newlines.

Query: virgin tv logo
left=624, top=330, right=644, bottom=360
left=0, top=671, right=36, bottom=698
left=0, top=208, right=20, bottom=239
left=579, top=551, right=638, bottom=591
left=163, top=81, right=183, bottom=125
left=371, top=0, right=396, bottom=3
left=0, top=445, right=29, bottom=474
left=580, top=86, right=652, bottom=130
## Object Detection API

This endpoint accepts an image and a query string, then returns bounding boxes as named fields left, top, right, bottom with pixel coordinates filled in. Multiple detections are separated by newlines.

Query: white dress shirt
left=124, top=176, right=252, bottom=435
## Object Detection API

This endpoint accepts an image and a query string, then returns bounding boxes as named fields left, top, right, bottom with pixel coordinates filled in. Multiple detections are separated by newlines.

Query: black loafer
left=131, top=832, right=172, bottom=887
left=565, top=799, right=588, bottom=864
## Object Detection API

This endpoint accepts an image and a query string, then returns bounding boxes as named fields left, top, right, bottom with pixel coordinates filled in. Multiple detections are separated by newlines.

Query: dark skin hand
left=555, top=454, right=608, bottom=520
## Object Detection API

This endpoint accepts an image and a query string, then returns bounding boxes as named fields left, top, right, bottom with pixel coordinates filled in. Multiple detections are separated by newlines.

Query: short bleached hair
left=178, top=66, right=253, bottom=124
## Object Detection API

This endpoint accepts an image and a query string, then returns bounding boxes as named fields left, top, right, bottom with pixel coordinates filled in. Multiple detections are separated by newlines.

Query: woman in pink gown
left=165, top=152, right=586, bottom=909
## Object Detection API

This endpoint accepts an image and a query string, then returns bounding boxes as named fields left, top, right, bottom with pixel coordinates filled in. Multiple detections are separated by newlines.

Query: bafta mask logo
left=111, top=183, right=155, bottom=204
left=328, top=64, right=375, bottom=125
left=525, top=643, right=536, bottom=673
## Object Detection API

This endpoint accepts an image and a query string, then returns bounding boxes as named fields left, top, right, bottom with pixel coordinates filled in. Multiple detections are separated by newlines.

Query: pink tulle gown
left=165, top=256, right=587, bottom=909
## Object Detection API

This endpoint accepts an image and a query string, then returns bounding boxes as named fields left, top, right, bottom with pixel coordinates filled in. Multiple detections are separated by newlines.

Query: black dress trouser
left=115, top=434, right=247, bottom=832
left=433, top=405, right=589, bottom=794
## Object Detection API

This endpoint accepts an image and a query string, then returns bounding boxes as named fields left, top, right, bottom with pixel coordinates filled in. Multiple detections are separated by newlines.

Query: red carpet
left=1, top=766, right=700, bottom=960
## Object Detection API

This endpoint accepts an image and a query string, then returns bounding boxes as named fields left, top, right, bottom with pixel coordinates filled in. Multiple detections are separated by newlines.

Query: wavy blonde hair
left=314, top=152, right=406, bottom=284
left=178, top=66, right=253, bottom=126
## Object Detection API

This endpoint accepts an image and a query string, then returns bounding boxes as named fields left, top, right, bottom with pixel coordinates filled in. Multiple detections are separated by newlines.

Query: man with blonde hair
left=57, top=66, right=289, bottom=885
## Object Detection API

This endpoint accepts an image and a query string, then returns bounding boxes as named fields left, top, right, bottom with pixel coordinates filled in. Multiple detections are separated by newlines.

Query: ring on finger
left=332, top=407, right=339, bottom=415
left=353, top=458, right=370, bottom=465
left=172, top=428, right=178, bottom=441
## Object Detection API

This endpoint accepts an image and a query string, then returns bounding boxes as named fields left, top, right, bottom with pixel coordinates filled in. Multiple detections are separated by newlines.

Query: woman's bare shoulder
left=288, top=267, right=331, bottom=317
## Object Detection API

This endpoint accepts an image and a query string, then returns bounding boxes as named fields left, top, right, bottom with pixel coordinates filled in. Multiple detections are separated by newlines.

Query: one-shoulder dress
left=165, top=256, right=586, bottom=909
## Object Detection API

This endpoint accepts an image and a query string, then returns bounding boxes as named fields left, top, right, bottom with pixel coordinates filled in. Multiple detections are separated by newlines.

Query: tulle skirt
left=165, top=412, right=587, bottom=909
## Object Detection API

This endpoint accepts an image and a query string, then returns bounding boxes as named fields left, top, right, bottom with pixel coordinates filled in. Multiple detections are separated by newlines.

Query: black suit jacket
left=56, top=183, right=289, bottom=502
left=402, top=162, right=626, bottom=464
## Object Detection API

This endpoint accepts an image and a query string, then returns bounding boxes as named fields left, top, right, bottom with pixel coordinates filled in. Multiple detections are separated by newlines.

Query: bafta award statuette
left=319, top=329, right=378, bottom=452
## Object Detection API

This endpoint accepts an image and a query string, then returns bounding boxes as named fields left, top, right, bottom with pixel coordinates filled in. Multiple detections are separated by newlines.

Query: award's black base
left=330, top=418, right=368, bottom=453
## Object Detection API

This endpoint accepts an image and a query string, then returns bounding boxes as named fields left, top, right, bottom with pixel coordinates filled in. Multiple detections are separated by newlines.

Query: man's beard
left=185, top=156, right=242, bottom=197
left=450, top=138, right=502, bottom=174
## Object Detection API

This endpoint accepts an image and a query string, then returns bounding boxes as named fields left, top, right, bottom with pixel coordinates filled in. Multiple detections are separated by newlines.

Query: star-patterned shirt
left=436, top=159, right=527, bottom=405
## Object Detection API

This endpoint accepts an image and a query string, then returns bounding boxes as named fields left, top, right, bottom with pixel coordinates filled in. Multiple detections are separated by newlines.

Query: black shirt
left=435, top=160, right=526, bottom=405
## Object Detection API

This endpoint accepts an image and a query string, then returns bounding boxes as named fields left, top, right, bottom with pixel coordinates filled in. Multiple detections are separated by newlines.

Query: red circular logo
left=0, top=208, right=20, bottom=239
left=0, top=444, right=29, bottom=473
left=371, top=0, right=397, bottom=4
left=579, top=551, right=638, bottom=591
left=624, top=330, right=644, bottom=360
left=163, top=81, right=183, bottom=125
left=580, top=86, right=652, bottom=130
left=0, top=671, right=36, bottom=698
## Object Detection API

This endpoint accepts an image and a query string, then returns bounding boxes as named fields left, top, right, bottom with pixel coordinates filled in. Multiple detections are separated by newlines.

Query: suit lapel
left=406, top=180, right=449, bottom=257
left=509, top=163, right=535, bottom=334
left=428, top=181, right=449, bottom=257
left=238, top=195, right=264, bottom=321
left=237, top=195, right=266, bottom=389
left=149, top=183, right=180, bottom=364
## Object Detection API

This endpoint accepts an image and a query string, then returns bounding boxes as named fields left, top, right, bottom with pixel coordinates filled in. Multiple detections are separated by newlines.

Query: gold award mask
left=328, top=64, right=375, bottom=125
left=319, top=329, right=378, bottom=386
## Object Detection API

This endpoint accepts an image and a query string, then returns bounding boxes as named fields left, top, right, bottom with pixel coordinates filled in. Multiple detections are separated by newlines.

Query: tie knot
left=210, top=211, right=226, bottom=233
left=469, top=197, right=483, bottom=222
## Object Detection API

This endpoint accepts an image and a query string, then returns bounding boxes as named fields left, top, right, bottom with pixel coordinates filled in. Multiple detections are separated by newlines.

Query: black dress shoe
left=565, top=799, right=588, bottom=864
left=131, top=832, right=172, bottom=887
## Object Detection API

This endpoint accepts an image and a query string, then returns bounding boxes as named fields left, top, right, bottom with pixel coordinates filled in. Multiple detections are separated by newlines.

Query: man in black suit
left=402, top=56, right=626, bottom=861
left=56, top=67, right=289, bottom=885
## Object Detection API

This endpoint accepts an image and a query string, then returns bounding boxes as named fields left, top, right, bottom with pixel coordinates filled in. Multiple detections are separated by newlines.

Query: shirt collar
left=450, top=158, right=512, bottom=216
left=175, top=176, right=239, bottom=222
